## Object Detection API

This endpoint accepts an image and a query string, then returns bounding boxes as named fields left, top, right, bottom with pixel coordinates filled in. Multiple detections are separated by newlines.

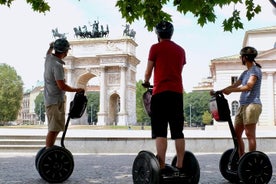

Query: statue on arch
left=52, top=28, right=67, bottom=39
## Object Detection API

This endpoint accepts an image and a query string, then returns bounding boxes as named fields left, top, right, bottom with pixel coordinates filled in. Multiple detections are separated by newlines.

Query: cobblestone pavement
left=0, top=153, right=275, bottom=184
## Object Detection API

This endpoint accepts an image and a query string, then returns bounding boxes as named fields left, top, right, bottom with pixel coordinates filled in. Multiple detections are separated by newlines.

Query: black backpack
left=69, top=91, right=88, bottom=119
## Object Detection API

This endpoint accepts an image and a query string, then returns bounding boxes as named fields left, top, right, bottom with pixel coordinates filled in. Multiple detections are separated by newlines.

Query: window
left=232, top=101, right=239, bottom=116
left=231, top=76, right=238, bottom=85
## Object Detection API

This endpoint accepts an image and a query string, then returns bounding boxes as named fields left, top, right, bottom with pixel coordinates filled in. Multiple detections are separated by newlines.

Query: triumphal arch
left=64, top=38, right=140, bottom=126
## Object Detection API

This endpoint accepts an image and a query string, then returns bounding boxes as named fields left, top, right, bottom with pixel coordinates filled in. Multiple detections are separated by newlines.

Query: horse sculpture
left=123, top=24, right=136, bottom=39
left=73, top=21, right=109, bottom=39
left=52, top=28, right=67, bottom=39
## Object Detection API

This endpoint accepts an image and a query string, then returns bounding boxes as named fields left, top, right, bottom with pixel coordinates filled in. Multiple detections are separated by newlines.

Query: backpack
left=69, top=91, right=88, bottom=119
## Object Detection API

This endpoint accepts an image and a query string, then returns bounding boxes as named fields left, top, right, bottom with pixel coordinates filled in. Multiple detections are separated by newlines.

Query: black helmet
left=240, top=46, right=258, bottom=60
left=54, top=38, right=70, bottom=53
left=155, top=21, right=174, bottom=39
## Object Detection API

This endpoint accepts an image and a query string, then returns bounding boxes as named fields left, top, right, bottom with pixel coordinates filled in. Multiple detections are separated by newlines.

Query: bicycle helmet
left=54, top=38, right=70, bottom=53
left=155, top=21, right=174, bottom=39
left=240, top=46, right=258, bottom=60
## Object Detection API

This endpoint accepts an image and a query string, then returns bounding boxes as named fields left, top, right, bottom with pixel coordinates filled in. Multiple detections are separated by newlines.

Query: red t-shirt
left=148, top=40, right=186, bottom=95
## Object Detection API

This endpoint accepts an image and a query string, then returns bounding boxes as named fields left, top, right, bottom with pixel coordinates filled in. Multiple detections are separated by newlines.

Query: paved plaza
left=0, top=152, right=276, bottom=184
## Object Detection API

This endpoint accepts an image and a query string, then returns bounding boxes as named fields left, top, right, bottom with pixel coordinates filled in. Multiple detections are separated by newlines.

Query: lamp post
left=39, top=103, right=42, bottom=125
left=90, top=103, right=93, bottom=125
left=189, top=104, right=192, bottom=127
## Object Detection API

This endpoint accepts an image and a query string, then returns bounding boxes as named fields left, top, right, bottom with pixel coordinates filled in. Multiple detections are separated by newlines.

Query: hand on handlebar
left=142, top=81, right=151, bottom=88
left=210, top=90, right=223, bottom=96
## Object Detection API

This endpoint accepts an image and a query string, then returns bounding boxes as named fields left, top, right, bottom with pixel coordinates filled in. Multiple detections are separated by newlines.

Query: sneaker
left=161, top=164, right=180, bottom=177
left=175, top=167, right=187, bottom=177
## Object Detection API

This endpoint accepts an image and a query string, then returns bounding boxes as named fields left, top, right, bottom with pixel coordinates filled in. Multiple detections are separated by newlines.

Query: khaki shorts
left=46, top=102, right=65, bottom=132
left=235, top=104, right=262, bottom=126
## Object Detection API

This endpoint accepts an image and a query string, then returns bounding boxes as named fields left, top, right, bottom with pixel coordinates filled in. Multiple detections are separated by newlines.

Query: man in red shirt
left=143, top=21, right=186, bottom=172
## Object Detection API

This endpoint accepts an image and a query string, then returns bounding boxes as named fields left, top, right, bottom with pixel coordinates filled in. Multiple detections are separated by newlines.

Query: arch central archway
left=64, top=38, right=140, bottom=126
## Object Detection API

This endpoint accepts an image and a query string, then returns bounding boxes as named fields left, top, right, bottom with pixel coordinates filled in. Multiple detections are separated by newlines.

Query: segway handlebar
left=142, top=82, right=153, bottom=89
left=210, top=90, right=223, bottom=96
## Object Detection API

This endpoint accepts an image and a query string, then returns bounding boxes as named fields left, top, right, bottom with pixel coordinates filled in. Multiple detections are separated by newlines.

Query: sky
left=0, top=0, right=275, bottom=92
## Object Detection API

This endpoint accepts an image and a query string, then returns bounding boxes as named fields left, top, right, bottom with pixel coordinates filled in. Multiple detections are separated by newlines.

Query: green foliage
left=1, top=0, right=264, bottom=32
left=136, top=80, right=150, bottom=124
left=34, top=92, right=45, bottom=122
left=202, top=110, right=213, bottom=125
left=183, top=91, right=211, bottom=126
left=116, top=0, right=262, bottom=32
left=0, top=0, right=50, bottom=13
left=87, top=92, right=100, bottom=124
left=0, top=64, right=23, bottom=123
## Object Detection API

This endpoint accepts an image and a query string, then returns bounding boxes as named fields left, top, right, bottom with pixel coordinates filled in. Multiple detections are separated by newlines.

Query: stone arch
left=109, top=93, right=120, bottom=125
left=64, top=38, right=140, bottom=126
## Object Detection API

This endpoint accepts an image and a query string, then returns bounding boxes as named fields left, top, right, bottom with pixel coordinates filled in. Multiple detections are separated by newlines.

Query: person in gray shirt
left=44, top=38, right=84, bottom=148
left=218, top=46, right=262, bottom=157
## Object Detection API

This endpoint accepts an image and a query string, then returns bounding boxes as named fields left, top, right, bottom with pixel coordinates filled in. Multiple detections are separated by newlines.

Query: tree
left=1, top=0, right=273, bottom=32
left=34, top=92, right=45, bottom=123
left=0, top=64, right=23, bottom=124
left=184, top=91, right=210, bottom=126
left=136, top=80, right=150, bottom=125
left=202, top=110, right=213, bottom=126
left=116, top=0, right=262, bottom=32
left=87, top=92, right=99, bottom=125
left=0, top=0, right=50, bottom=13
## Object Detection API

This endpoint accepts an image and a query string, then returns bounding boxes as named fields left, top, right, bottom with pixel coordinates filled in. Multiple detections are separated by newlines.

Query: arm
left=144, top=60, right=154, bottom=83
left=46, top=42, right=54, bottom=56
left=222, top=75, right=257, bottom=95
left=56, top=80, right=84, bottom=93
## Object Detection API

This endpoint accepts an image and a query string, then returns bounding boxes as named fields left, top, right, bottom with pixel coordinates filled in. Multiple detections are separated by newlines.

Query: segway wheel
left=35, top=147, right=46, bottom=171
left=171, top=150, right=200, bottom=184
left=132, top=150, right=160, bottom=184
left=37, top=146, right=74, bottom=183
left=219, top=149, right=239, bottom=183
left=238, top=151, right=272, bottom=184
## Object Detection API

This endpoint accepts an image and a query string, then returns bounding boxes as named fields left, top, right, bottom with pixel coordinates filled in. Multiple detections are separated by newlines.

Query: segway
left=35, top=91, right=87, bottom=183
left=210, top=91, right=272, bottom=184
left=132, top=85, right=200, bottom=184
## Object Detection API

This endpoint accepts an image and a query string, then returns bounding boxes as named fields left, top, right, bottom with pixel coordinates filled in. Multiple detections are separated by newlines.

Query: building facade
left=210, top=26, right=276, bottom=126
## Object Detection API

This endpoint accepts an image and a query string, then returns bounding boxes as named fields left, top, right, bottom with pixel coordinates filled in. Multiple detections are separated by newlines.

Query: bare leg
left=234, top=124, right=245, bottom=157
left=175, top=138, right=185, bottom=168
left=244, top=124, right=256, bottom=152
left=46, top=131, right=59, bottom=148
left=156, top=137, right=167, bottom=169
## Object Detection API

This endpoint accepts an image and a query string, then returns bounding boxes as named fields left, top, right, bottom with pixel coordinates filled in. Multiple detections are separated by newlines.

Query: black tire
left=238, top=151, right=272, bottom=184
left=219, top=149, right=239, bottom=183
left=132, top=150, right=160, bottom=184
left=171, top=150, right=200, bottom=184
left=37, top=146, right=74, bottom=183
left=35, top=147, right=46, bottom=171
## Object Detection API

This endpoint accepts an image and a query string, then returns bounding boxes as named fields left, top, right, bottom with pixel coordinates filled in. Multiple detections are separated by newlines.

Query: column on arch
left=119, top=65, right=127, bottom=114
left=97, top=66, right=107, bottom=125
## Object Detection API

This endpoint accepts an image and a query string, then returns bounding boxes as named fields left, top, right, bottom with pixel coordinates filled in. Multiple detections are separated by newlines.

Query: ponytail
left=254, top=60, right=262, bottom=68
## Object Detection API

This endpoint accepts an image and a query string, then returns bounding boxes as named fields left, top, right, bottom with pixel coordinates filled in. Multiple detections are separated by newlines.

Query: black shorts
left=151, top=91, right=184, bottom=139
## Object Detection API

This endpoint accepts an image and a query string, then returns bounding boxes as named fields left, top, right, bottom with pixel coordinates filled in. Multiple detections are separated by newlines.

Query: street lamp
left=90, top=103, right=93, bottom=125
left=189, top=104, right=192, bottom=127
left=39, top=103, right=42, bottom=125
